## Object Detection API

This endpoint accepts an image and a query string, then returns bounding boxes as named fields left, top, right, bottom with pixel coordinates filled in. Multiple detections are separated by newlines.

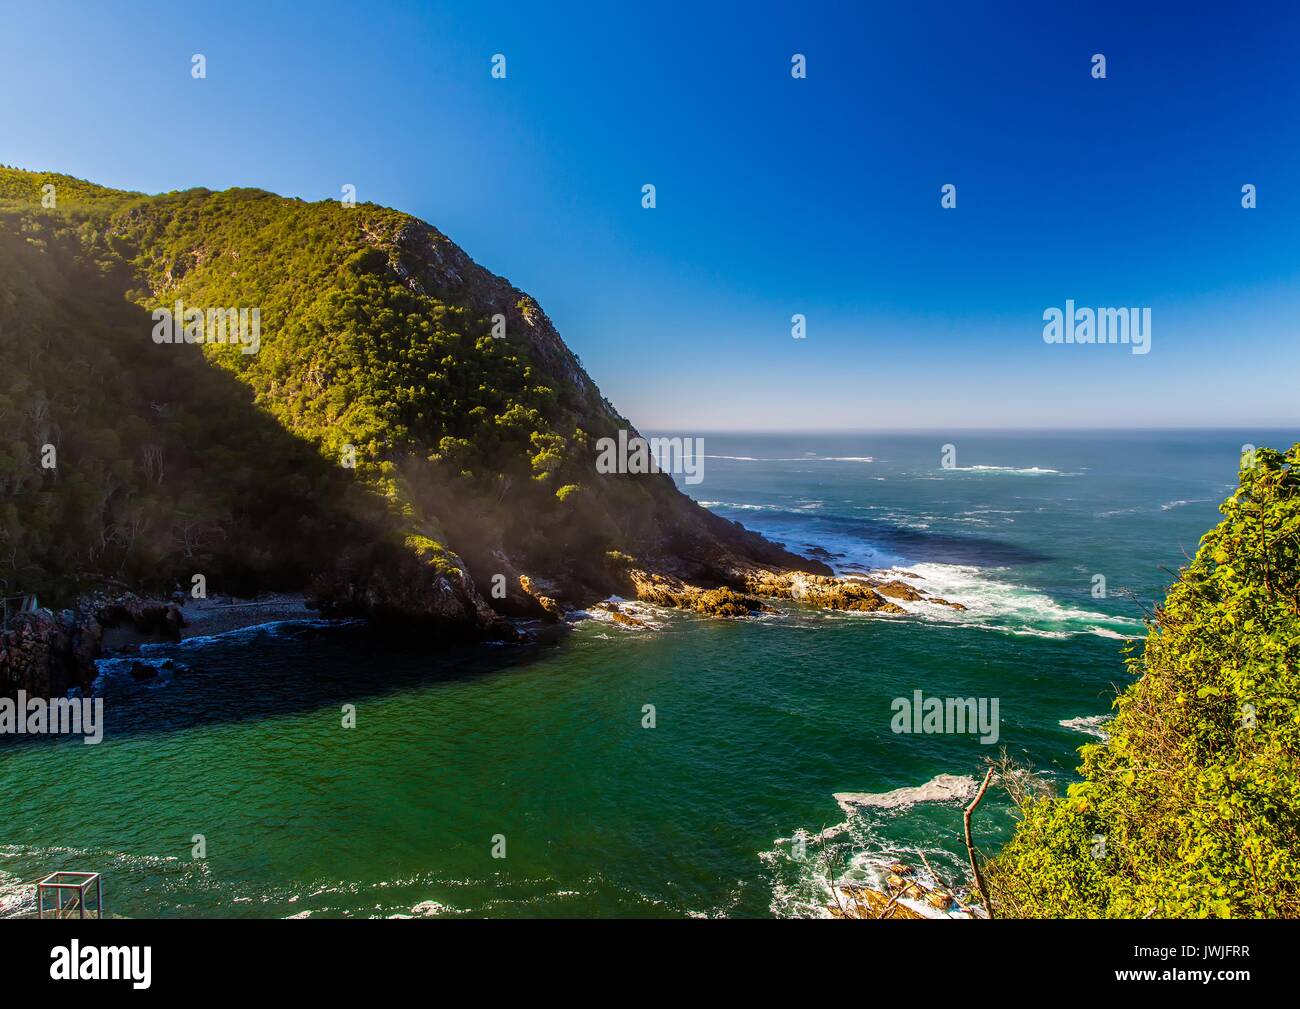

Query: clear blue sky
left=2, top=0, right=1296, bottom=429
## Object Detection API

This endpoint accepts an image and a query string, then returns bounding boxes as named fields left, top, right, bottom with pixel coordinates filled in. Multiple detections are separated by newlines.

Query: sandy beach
left=177, top=594, right=318, bottom=640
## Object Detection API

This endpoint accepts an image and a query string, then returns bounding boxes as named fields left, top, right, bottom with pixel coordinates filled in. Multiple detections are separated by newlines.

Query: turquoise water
left=1, top=430, right=1291, bottom=917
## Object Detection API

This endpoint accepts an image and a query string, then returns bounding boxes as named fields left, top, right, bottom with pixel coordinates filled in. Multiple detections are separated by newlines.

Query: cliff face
left=0, top=610, right=92, bottom=699
left=0, top=167, right=830, bottom=643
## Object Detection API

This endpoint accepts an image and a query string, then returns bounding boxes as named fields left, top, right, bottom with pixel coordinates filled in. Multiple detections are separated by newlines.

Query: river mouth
left=0, top=431, right=1275, bottom=918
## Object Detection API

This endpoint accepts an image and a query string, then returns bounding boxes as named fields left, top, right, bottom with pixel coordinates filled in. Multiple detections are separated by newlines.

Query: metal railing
left=0, top=593, right=38, bottom=631
left=37, top=871, right=104, bottom=919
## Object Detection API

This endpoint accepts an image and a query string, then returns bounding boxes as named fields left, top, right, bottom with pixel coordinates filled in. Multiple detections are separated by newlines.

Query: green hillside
left=0, top=167, right=812, bottom=624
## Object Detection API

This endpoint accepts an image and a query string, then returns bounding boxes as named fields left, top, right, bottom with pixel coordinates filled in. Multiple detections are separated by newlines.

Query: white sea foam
left=833, top=773, right=978, bottom=813
left=173, top=617, right=361, bottom=649
left=91, top=655, right=179, bottom=690
left=703, top=455, right=873, bottom=463
left=1099, top=498, right=1212, bottom=517
left=1060, top=714, right=1113, bottom=739
left=766, top=776, right=988, bottom=919
left=697, top=500, right=782, bottom=512
left=946, top=465, right=1070, bottom=475
left=1086, top=626, right=1132, bottom=639
left=573, top=598, right=665, bottom=631
left=696, top=499, right=834, bottom=518
left=0, top=868, right=35, bottom=917
left=847, top=563, right=1144, bottom=638
left=0, top=842, right=189, bottom=870
left=765, top=845, right=977, bottom=919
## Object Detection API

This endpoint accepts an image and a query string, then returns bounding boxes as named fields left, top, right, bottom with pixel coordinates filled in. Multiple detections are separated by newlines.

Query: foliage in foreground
left=988, top=445, right=1300, bottom=917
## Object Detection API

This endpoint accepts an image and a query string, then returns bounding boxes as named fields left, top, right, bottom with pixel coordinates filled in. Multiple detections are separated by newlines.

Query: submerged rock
left=127, top=661, right=158, bottom=681
left=592, top=601, right=649, bottom=629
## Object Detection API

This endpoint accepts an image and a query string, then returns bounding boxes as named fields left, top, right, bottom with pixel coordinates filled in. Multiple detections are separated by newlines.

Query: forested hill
left=0, top=167, right=821, bottom=627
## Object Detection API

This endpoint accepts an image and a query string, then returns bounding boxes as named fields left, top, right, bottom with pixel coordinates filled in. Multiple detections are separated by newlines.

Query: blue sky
left=2, top=0, right=1297, bottom=429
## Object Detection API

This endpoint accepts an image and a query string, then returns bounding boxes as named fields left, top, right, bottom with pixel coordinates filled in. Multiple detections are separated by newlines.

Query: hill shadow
left=0, top=621, right=565, bottom=747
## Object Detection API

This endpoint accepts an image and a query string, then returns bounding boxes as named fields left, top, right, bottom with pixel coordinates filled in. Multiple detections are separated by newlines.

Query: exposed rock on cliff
left=0, top=610, right=90, bottom=699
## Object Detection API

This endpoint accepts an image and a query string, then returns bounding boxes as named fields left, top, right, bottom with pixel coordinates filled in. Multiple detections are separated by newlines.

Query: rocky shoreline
left=827, top=859, right=986, bottom=920
left=1, top=592, right=184, bottom=700
left=625, top=566, right=968, bottom=619
left=0, top=560, right=972, bottom=701
left=0, top=591, right=323, bottom=700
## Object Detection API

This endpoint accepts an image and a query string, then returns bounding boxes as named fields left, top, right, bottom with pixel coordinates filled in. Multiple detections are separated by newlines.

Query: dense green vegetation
left=0, top=167, right=713, bottom=615
left=0, top=183, right=377, bottom=600
left=989, top=445, right=1300, bottom=917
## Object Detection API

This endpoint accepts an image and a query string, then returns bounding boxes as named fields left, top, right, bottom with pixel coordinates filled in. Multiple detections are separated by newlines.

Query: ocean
left=1, top=430, right=1291, bottom=917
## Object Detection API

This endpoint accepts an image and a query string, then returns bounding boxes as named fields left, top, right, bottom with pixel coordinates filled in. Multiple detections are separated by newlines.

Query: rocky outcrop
left=517, top=575, right=564, bottom=621
left=591, top=601, right=648, bottom=628
left=0, top=610, right=92, bottom=699
left=83, top=591, right=186, bottom=650
left=828, top=883, right=928, bottom=920
left=381, top=222, right=601, bottom=412
left=749, top=572, right=907, bottom=613
left=614, top=562, right=981, bottom=622
left=0, top=592, right=185, bottom=700
left=625, top=570, right=771, bottom=617
left=827, top=858, right=982, bottom=920
left=874, top=579, right=926, bottom=602
left=307, top=543, right=516, bottom=638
